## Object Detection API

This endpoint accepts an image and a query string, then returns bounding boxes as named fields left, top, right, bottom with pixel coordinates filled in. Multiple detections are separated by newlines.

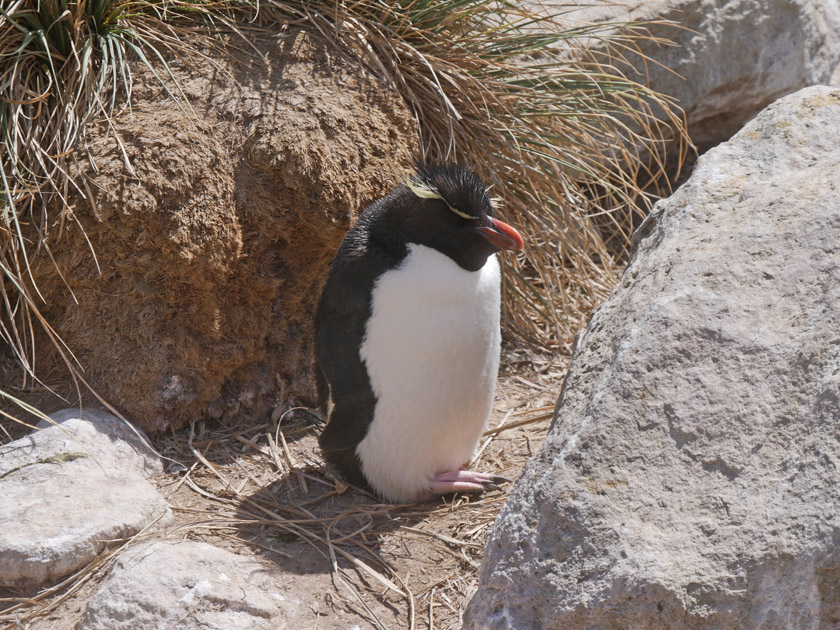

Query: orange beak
left=476, top=217, right=524, bottom=251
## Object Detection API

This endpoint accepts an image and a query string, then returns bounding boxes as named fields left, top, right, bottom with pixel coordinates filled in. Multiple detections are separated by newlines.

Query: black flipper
left=314, top=202, right=405, bottom=486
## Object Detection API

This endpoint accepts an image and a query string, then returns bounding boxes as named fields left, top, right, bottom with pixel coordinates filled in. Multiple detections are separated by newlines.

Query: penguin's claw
left=417, top=469, right=510, bottom=501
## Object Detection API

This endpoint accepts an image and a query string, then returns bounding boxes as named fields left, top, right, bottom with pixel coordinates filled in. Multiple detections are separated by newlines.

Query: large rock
left=465, top=85, right=840, bottom=628
left=550, top=0, right=840, bottom=148
left=0, top=409, right=172, bottom=587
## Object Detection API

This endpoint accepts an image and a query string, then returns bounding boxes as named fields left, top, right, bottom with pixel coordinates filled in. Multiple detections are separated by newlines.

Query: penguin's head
left=379, top=163, right=524, bottom=272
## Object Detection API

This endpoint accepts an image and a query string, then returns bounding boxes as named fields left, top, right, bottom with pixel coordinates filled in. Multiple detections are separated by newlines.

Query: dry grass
left=0, top=0, right=198, bottom=423
left=301, top=0, right=687, bottom=345
left=1, top=0, right=170, bottom=365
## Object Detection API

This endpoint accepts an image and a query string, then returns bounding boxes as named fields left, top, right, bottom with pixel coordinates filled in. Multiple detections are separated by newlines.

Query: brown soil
left=25, top=30, right=416, bottom=433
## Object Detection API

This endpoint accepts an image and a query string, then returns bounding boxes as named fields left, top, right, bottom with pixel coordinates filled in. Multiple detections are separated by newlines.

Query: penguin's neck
left=385, top=242, right=500, bottom=307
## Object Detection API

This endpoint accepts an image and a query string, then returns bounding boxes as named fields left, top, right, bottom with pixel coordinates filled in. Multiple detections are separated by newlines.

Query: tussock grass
left=256, top=0, right=687, bottom=343
left=313, top=0, right=686, bottom=343
left=1, top=2, right=685, bottom=407
left=0, top=0, right=189, bottom=414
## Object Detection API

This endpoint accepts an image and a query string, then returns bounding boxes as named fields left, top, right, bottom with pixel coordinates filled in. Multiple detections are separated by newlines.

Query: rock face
left=464, top=85, right=840, bottom=629
left=553, top=0, right=840, bottom=148
left=0, top=409, right=172, bottom=588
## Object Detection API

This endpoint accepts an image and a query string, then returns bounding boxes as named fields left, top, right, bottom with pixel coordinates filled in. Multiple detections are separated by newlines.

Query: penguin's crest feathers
left=402, top=163, right=501, bottom=220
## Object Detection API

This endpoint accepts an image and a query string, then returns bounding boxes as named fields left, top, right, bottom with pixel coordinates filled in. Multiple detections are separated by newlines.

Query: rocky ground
left=0, top=351, right=566, bottom=630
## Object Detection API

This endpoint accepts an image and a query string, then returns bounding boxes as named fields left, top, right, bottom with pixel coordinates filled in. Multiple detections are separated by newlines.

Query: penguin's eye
left=443, top=200, right=477, bottom=221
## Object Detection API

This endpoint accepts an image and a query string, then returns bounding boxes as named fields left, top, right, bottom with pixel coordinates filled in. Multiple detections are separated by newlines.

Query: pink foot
left=415, top=470, right=512, bottom=501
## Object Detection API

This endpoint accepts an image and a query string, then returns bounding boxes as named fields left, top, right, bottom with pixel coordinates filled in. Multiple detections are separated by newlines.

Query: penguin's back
left=357, top=243, right=501, bottom=502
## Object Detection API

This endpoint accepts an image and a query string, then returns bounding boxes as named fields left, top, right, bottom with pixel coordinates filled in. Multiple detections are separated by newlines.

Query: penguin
left=314, top=163, right=524, bottom=503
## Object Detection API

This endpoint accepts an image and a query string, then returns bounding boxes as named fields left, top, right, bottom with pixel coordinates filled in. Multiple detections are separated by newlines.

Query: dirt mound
left=31, top=33, right=416, bottom=432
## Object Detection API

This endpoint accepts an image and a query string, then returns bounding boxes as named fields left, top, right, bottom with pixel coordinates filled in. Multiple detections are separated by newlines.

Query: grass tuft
left=310, top=0, right=687, bottom=345
left=0, top=0, right=202, bottom=423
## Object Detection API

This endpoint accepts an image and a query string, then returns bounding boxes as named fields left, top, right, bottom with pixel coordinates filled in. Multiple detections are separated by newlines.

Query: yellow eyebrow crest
left=404, top=174, right=477, bottom=220
left=442, top=201, right=475, bottom=220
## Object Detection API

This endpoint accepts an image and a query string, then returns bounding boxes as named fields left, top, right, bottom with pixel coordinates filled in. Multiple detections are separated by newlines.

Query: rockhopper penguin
left=314, top=164, right=524, bottom=503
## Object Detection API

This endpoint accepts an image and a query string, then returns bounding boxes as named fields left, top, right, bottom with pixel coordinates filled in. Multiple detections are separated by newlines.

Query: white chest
left=357, top=244, right=502, bottom=502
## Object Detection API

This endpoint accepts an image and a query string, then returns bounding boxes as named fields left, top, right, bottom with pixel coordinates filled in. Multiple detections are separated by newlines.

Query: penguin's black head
left=374, top=163, right=524, bottom=271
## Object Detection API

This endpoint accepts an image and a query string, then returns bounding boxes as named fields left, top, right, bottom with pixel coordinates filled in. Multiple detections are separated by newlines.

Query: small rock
left=0, top=409, right=172, bottom=588
left=77, top=541, right=293, bottom=630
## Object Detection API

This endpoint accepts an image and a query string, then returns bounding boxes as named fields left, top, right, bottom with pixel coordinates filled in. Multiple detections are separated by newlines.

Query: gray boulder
left=547, top=0, right=840, bottom=147
left=465, top=85, right=840, bottom=629
left=77, top=540, right=381, bottom=629
left=0, top=409, right=172, bottom=587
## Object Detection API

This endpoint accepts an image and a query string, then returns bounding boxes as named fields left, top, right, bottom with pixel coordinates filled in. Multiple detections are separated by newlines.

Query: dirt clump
left=30, top=32, right=417, bottom=432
